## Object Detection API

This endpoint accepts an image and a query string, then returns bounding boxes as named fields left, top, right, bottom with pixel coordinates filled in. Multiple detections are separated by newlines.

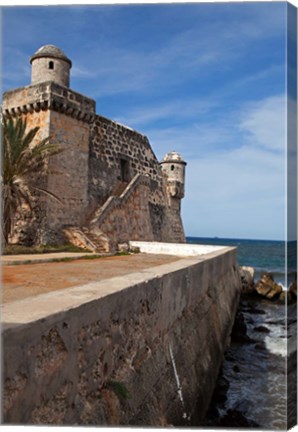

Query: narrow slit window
left=49, top=61, right=54, bottom=70
left=120, top=159, right=129, bottom=182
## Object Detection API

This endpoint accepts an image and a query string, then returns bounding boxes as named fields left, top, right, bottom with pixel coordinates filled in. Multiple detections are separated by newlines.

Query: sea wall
left=2, top=247, right=241, bottom=426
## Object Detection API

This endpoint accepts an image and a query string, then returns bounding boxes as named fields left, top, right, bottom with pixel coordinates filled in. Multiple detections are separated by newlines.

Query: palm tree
left=2, top=116, right=62, bottom=244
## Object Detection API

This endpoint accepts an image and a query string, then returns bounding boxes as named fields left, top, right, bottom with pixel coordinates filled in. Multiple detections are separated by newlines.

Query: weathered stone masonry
left=2, top=45, right=186, bottom=249
left=1, top=246, right=241, bottom=426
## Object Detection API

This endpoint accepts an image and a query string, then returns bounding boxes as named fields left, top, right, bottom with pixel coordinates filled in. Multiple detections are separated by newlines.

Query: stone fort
left=2, top=45, right=186, bottom=252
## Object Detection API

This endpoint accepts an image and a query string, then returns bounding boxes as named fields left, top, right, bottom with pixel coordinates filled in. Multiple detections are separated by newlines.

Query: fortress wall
left=164, top=205, right=186, bottom=243
left=89, top=173, right=184, bottom=247
left=2, top=83, right=95, bottom=245
left=88, top=114, right=186, bottom=244
left=88, top=115, right=165, bottom=207
left=2, top=247, right=241, bottom=426
left=45, top=111, right=90, bottom=235
left=2, top=83, right=185, bottom=246
left=96, top=178, right=155, bottom=249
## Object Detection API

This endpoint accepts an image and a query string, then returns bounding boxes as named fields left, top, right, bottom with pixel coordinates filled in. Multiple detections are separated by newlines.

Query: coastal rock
left=278, top=290, right=295, bottom=304
left=255, top=273, right=282, bottom=300
left=231, top=311, right=253, bottom=344
left=239, top=266, right=255, bottom=293
left=211, top=375, right=230, bottom=405
left=289, top=280, right=297, bottom=298
left=246, top=304, right=266, bottom=315
left=218, top=409, right=260, bottom=428
left=254, top=325, right=270, bottom=333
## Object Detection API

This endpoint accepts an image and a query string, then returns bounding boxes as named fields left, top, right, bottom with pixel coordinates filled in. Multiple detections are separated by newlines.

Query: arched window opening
left=49, top=61, right=54, bottom=70
left=171, top=165, right=175, bottom=171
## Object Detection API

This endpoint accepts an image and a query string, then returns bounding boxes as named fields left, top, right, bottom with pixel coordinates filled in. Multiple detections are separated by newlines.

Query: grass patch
left=105, top=380, right=130, bottom=400
left=6, top=254, right=105, bottom=265
left=115, top=251, right=131, bottom=256
left=51, top=257, right=75, bottom=263
left=3, top=243, right=92, bottom=255
left=78, top=254, right=106, bottom=260
left=51, top=254, right=104, bottom=263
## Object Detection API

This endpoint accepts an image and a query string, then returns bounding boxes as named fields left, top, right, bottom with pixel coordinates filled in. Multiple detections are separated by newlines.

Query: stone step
left=64, top=227, right=109, bottom=253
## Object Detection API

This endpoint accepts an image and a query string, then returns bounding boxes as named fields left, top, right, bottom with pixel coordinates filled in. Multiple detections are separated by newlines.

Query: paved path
left=2, top=253, right=182, bottom=304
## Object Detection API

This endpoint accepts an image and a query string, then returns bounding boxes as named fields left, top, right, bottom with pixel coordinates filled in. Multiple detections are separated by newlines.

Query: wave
left=265, top=332, right=296, bottom=357
left=264, top=337, right=287, bottom=357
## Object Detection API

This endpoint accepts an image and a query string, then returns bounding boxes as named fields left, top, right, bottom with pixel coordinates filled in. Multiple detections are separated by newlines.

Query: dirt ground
left=2, top=253, right=181, bottom=304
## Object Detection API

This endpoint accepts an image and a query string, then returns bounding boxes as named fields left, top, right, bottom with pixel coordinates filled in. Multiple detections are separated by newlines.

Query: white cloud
left=71, top=65, right=97, bottom=78
left=70, top=3, right=285, bottom=97
left=239, top=95, right=286, bottom=151
left=115, top=98, right=218, bottom=130
left=2, top=46, right=31, bottom=88
left=176, top=94, right=287, bottom=239
left=183, top=145, right=286, bottom=239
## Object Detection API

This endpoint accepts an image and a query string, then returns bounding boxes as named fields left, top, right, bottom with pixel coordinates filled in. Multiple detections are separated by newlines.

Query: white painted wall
left=129, top=241, right=228, bottom=256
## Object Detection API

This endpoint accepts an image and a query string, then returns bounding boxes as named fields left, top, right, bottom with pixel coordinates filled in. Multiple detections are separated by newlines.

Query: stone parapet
left=2, top=82, right=96, bottom=123
left=1, top=247, right=241, bottom=426
left=95, top=114, right=151, bottom=148
left=129, top=241, right=229, bottom=256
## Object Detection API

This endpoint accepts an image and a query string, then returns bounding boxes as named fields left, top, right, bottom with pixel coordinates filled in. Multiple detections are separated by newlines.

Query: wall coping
left=1, top=247, right=236, bottom=330
left=129, top=241, right=230, bottom=256
left=2, top=81, right=96, bottom=123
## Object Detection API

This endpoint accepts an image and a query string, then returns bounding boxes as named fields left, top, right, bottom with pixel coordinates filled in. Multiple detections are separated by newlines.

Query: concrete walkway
left=2, top=253, right=182, bottom=304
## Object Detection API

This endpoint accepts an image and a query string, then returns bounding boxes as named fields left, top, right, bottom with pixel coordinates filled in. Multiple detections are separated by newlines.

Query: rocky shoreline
left=239, top=266, right=297, bottom=303
left=202, top=266, right=297, bottom=429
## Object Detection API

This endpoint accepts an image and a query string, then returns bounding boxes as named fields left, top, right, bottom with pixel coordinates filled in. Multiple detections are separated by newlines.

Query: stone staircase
left=63, top=226, right=110, bottom=253
left=89, top=174, right=150, bottom=229
left=111, top=180, right=128, bottom=197
left=81, top=227, right=110, bottom=253
left=64, top=175, right=150, bottom=253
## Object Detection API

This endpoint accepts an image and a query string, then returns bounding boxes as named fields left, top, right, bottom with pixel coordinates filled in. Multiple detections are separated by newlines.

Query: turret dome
left=30, top=45, right=72, bottom=66
left=30, top=44, right=72, bottom=87
left=161, top=151, right=186, bottom=164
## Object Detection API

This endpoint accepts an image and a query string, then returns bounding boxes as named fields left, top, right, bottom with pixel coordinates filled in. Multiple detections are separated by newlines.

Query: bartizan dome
left=30, top=44, right=72, bottom=87
left=30, top=44, right=72, bottom=66
left=160, top=151, right=186, bottom=163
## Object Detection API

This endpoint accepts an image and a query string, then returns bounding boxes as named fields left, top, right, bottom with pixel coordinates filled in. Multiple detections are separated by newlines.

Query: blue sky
left=1, top=2, right=290, bottom=240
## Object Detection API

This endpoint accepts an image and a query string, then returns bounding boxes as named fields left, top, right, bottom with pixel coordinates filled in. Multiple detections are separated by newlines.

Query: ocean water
left=187, top=237, right=296, bottom=287
left=186, top=237, right=297, bottom=429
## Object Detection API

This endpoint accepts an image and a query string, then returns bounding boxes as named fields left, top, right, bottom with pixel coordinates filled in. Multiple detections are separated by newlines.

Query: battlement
left=2, top=81, right=96, bottom=123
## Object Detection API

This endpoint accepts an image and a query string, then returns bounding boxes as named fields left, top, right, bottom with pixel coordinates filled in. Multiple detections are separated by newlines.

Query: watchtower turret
left=30, top=44, right=72, bottom=87
left=160, top=151, right=186, bottom=199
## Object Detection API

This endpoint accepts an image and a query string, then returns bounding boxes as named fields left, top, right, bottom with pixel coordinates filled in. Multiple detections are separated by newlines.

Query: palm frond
left=1, top=117, right=63, bottom=244
left=30, top=185, right=63, bottom=204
